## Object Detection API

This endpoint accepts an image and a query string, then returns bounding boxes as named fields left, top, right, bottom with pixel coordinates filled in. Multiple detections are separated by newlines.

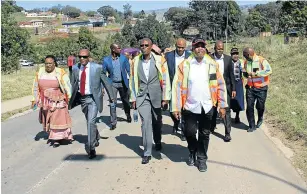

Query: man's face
left=231, top=52, right=239, bottom=62
left=243, top=50, right=251, bottom=61
left=193, top=43, right=206, bottom=59
left=112, top=44, right=121, bottom=55
left=176, top=41, right=186, bottom=56
left=78, top=50, right=90, bottom=65
left=215, top=43, right=224, bottom=56
left=140, top=40, right=152, bottom=55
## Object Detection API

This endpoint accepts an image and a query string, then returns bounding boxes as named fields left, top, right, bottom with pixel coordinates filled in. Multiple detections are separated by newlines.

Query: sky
left=16, top=0, right=272, bottom=12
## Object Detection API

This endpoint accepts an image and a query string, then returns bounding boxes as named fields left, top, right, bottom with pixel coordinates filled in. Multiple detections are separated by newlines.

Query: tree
left=49, top=6, right=61, bottom=14
left=97, top=5, right=116, bottom=20
left=86, top=11, right=96, bottom=17
left=164, top=7, right=190, bottom=35
left=280, top=1, right=307, bottom=34
left=121, top=22, right=138, bottom=47
left=123, top=3, right=132, bottom=19
left=1, top=0, right=32, bottom=73
left=189, top=1, right=242, bottom=40
left=78, top=27, right=98, bottom=52
left=133, top=15, right=173, bottom=49
left=62, top=5, right=81, bottom=18
left=245, top=10, right=267, bottom=36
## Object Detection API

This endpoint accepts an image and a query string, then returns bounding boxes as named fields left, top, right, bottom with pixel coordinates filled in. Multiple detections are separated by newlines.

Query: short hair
left=45, top=55, right=58, bottom=67
left=140, top=38, right=153, bottom=45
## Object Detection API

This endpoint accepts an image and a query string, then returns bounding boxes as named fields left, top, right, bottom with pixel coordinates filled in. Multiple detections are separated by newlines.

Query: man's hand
left=172, top=111, right=181, bottom=120
left=231, top=91, right=236, bottom=99
left=31, top=101, right=36, bottom=109
left=131, top=101, right=136, bottom=110
left=219, top=108, right=226, bottom=119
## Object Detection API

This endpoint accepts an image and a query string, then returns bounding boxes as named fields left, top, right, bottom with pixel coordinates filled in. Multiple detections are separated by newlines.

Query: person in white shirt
left=165, top=38, right=191, bottom=141
left=171, top=38, right=227, bottom=172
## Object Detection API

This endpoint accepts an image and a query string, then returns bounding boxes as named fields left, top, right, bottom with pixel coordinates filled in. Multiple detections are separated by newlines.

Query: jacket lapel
left=223, top=56, right=227, bottom=76
left=172, top=51, right=176, bottom=76
left=138, top=56, right=147, bottom=83
left=148, top=56, right=156, bottom=82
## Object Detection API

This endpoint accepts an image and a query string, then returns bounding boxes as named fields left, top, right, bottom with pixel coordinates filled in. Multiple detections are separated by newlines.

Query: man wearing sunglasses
left=165, top=38, right=191, bottom=141
left=210, top=40, right=236, bottom=142
left=171, top=38, right=227, bottom=172
left=102, top=43, right=131, bottom=130
left=130, top=38, right=171, bottom=164
left=69, top=49, right=115, bottom=159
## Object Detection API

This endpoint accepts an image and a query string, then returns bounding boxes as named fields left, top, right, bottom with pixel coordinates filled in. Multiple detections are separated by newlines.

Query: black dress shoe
left=224, top=135, right=232, bottom=142
left=95, top=142, right=100, bottom=147
left=180, top=135, right=186, bottom=141
left=141, top=156, right=151, bottom=164
left=127, top=115, right=132, bottom=123
left=187, top=152, right=196, bottom=166
left=88, top=150, right=96, bottom=159
left=256, top=118, right=263, bottom=128
left=53, top=142, right=60, bottom=148
left=235, top=117, right=241, bottom=124
left=247, top=127, right=255, bottom=132
left=155, top=143, right=162, bottom=151
left=198, top=162, right=208, bottom=172
left=110, top=124, right=116, bottom=130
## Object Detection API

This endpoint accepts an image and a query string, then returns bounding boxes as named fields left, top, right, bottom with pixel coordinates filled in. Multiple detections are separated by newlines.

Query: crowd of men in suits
left=68, top=37, right=272, bottom=172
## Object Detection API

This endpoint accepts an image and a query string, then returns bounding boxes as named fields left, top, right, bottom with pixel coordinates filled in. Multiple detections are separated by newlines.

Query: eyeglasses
left=45, top=62, right=53, bottom=65
left=140, top=44, right=149, bottom=48
left=79, top=56, right=89, bottom=59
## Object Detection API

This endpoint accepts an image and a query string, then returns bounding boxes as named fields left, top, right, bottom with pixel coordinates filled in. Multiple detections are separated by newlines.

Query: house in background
left=19, top=20, right=45, bottom=28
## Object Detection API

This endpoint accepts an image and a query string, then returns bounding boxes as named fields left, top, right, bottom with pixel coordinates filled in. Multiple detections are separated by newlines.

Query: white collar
left=175, top=51, right=185, bottom=58
left=214, top=53, right=224, bottom=60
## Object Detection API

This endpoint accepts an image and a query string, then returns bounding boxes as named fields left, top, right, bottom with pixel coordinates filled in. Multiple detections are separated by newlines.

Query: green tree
left=280, top=1, right=307, bottom=34
left=97, top=6, right=116, bottom=20
left=164, top=7, right=190, bottom=35
left=62, top=5, right=81, bottom=18
left=123, top=3, right=132, bottom=19
left=86, top=10, right=97, bottom=17
left=245, top=10, right=267, bottom=36
left=78, top=27, right=98, bottom=51
left=1, top=0, right=32, bottom=73
left=121, top=22, right=138, bottom=47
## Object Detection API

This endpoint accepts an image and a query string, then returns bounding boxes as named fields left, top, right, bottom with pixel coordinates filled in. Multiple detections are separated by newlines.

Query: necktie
left=80, top=66, right=87, bottom=96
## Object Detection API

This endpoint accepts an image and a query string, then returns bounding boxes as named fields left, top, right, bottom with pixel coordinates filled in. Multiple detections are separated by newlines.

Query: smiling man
left=69, top=49, right=115, bottom=159
left=130, top=38, right=171, bottom=164
left=171, top=38, right=227, bottom=172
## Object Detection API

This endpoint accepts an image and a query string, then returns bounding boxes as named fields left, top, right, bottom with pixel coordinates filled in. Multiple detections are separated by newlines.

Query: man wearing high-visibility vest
left=242, top=47, right=272, bottom=132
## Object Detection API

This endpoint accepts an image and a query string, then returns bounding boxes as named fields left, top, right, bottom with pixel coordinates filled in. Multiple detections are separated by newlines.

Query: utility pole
left=225, top=2, right=229, bottom=52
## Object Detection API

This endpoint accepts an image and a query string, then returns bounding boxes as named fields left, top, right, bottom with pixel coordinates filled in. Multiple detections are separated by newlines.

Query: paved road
left=2, top=97, right=307, bottom=194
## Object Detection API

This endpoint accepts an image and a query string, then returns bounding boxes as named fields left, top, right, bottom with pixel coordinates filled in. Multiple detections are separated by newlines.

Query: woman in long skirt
left=230, top=48, right=245, bottom=123
left=31, top=55, right=73, bottom=147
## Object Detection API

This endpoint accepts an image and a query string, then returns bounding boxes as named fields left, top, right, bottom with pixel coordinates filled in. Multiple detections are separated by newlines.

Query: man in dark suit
left=165, top=38, right=190, bottom=141
left=69, top=49, right=115, bottom=159
left=210, top=40, right=236, bottom=142
left=102, top=43, right=131, bottom=130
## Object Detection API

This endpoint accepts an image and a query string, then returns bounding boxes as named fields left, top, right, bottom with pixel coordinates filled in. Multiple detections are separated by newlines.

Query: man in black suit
left=165, top=38, right=191, bottom=141
left=210, top=40, right=236, bottom=142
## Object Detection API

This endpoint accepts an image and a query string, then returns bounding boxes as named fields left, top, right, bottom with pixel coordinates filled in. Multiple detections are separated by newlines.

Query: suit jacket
left=165, top=50, right=191, bottom=86
left=130, top=52, right=171, bottom=108
left=102, top=54, right=130, bottom=88
left=211, top=54, right=236, bottom=98
left=68, top=62, right=115, bottom=113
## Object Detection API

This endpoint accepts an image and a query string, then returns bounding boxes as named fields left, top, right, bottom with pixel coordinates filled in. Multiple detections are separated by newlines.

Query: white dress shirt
left=184, top=58, right=213, bottom=114
left=214, top=54, right=224, bottom=75
left=78, top=62, right=91, bottom=95
left=142, top=57, right=151, bottom=81
left=175, top=51, right=185, bottom=70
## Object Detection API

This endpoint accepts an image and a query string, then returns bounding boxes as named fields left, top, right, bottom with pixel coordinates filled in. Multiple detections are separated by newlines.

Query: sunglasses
left=79, top=56, right=89, bottom=59
left=140, top=44, right=149, bottom=48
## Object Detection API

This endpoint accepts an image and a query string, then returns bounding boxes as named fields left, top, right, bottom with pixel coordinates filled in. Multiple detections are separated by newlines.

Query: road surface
left=2, top=97, right=307, bottom=194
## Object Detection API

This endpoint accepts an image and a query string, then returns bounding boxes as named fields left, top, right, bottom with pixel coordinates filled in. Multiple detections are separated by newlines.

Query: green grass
left=1, top=67, right=37, bottom=102
left=1, top=106, right=31, bottom=121
left=1, top=66, right=69, bottom=102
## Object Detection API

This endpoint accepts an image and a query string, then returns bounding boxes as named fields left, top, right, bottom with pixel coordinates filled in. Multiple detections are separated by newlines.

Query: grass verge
left=1, top=106, right=31, bottom=122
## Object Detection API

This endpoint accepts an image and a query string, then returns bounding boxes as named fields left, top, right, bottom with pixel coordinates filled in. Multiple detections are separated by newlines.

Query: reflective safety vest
left=244, top=55, right=272, bottom=88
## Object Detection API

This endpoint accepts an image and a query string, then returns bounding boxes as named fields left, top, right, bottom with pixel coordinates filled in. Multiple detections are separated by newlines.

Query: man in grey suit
left=69, top=49, right=115, bottom=159
left=130, top=38, right=171, bottom=164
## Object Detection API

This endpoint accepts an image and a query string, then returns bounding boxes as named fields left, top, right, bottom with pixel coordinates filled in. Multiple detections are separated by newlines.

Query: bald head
left=176, top=38, right=187, bottom=56
left=214, top=40, right=224, bottom=58
left=243, top=47, right=255, bottom=61
left=79, top=49, right=90, bottom=66
left=110, top=43, right=121, bottom=56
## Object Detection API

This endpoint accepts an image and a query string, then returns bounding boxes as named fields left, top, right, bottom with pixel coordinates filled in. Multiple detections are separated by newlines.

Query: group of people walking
left=31, top=36, right=272, bottom=171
